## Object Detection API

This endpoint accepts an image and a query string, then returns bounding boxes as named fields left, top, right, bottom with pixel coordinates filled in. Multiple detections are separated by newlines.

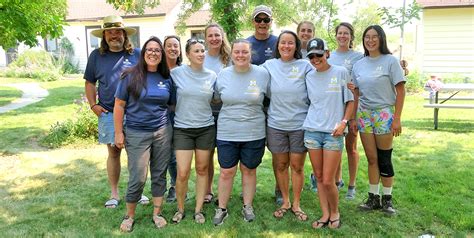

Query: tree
left=350, top=1, right=381, bottom=50
left=106, top=0, right=160, bottom=14
left=0, top=0, right=67, bottom=49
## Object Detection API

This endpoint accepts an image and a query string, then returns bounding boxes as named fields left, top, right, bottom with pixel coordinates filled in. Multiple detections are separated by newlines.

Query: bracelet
left=90, top=104, right=98, bottom=110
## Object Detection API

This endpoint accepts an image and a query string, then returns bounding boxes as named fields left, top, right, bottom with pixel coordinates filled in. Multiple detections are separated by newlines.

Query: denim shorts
left=266, top=126, right=306, bottom=153
left=357, top=106, right=394, bottom=135
left=304, top=131, right=344, bottom=151
left=98, top=112, right=115, bottom=144
left=216, top=138, right=266, bottom=169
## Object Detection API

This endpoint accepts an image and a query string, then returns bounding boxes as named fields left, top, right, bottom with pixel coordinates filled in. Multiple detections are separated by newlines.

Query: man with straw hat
left=84, top=15, right=149, bottom=208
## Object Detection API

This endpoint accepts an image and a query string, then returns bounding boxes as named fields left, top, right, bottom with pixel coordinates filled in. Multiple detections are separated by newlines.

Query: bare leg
left=289, top=152, right=306, bottom=211
left=194, top=149, right=211, bottom=213
left=240, top=163, right=257, bottom=206
left=206, top=149, right=215, bottom=196
left=273, top=152, right=291, bottom=208
left=345, top=131, right=360, bottom=187
left=321, top=150, right=342, bottom=227
left=217, top=166, right=238, bottom=208
left=308, top=149, right=330, bottom=223
left=359, top=133, right=380, bottom=185
left=107, top=144, right=122, bottom=200
left=175, top=150, right=193, bottom=212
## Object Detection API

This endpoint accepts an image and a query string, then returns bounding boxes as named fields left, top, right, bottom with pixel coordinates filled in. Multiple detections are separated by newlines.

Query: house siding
left=421, top=7, right=474, bottom=78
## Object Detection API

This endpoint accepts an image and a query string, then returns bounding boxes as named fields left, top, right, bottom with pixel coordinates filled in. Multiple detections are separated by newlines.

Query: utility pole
left=400, top=0, right=406, bottom=59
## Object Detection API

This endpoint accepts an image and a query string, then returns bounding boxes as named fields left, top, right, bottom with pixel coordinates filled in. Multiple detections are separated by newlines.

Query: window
left=44, top=38, right=59, bottom=52
left=191, top=30, right=205, bottom=40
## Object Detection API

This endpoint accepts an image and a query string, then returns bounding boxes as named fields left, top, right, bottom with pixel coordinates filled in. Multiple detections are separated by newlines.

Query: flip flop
left=329, top=218, right=342, bottom=229
left=292, top=209, right=308, bottom=221
left=204, top=193, right=214, bottom=204
left=312, top=219, right=329, bottom=229
left=105, top=198, right=120, bottom=208
left=273, top=207, right=290, bottom=218
left=139, top=195, right=150, bottom=205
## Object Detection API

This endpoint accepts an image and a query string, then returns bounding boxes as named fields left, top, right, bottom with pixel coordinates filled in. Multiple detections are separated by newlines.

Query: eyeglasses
left=187, top=38, right=205, bottom=44
left=103, top=22, right=123, bottom=28
left=364, top=35, right=379, bottom=41
left=145, top=48, right=162, bottom=54
left=308, top=53, right=324, bottom=59
left=254, top=17, right=271, bottom=24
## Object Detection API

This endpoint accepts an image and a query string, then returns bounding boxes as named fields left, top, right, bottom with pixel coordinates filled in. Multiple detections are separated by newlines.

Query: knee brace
left=377, top=148, right=394, bottom=177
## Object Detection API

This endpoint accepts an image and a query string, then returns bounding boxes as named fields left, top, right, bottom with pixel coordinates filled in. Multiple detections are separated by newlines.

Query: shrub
left=5, top=49, right=62, bottom=81
left=41, top=96, right=98, bottom=148
left=405, top=69, right=426, bottom=93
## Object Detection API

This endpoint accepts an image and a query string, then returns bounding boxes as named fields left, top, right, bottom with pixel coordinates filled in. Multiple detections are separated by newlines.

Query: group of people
left=84, top=4, right=406, bottom=232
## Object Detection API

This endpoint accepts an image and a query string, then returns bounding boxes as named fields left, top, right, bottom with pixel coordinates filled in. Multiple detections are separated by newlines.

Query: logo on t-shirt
left=327, top=76, right=341, bottom=93
left=289, top=65, right=302, bottom=79
left=344, top=58, right=352, bottom=68
left=123, top=58, right=133, bottom=67
left=264, top=48, right=273, bottom=57
left=200, top=79, right=213, bottom=94
left=157, top=81, right=168, bottom=90
left=246, top=79, right=260, bottom=94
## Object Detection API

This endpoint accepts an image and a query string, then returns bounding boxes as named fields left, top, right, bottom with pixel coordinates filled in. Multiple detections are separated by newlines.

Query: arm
left=392, top=83, right=405, bottom=137
left=333, top=100, right=355, bottom=137
left=113, top=98, right=126, bottom=149
left=349, top=88, right=360, bottom=135
left=85, top=81, right=107, bottom=117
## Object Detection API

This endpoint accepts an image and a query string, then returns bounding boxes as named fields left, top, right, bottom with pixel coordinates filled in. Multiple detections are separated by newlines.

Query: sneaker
left=275, top=190, right=283, bottom=205
left=346, top=187, right=356, bottom=200
left=336, top=179, right=345, bottom=191
left=310, top=174, right=318, bottom=192
left=166, top=186, right=176, bottom=202
left=381, top=195, right=396, bottom=215
left=359, top=192, right=382, bottom=211
left=213, top=208, right=228, bottom=226
left=241, top=205, right=255, bottom=222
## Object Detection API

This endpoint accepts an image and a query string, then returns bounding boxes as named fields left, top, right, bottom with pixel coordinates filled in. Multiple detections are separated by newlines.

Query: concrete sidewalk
left=0, top=83, right=49, bottom=113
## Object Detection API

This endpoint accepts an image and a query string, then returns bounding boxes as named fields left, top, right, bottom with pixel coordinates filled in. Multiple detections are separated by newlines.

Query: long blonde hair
left=205, top=23, right=231, bottom=65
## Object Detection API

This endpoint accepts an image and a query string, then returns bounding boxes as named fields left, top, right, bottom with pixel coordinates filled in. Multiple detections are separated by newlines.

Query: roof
left=416, top=0, right=474, bottom=8
left=66, top=0, right=179, bottom=21
left=184, top=10, right=212, bottom=27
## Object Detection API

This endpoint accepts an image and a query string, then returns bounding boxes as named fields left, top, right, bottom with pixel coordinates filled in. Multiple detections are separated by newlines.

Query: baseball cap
left=306, top=38, right=329, bottom=57
left=252, top=5, right=272, bottom=18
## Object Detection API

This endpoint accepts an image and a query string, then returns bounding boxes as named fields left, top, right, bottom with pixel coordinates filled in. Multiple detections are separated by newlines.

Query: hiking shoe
left=346, top=187, right=356, bottom=200
left=359, top=193, right=382, bottom=211
left=241, top=205, right=255, bottom=222
left=275, top=190, right=283, bottom=205
left=336, top=179, right=345, bottom=191
left=381, top=195, right=396, bottom=215
left=310, top=173, right=318, bottom=192
left=213, top=208, right=228, bottom=226
left=166, top=186, right=176, bottom=202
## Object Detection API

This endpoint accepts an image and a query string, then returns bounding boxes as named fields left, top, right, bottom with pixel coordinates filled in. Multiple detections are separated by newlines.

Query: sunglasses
left=254, top=17, right=271, bottom=24
left=187, top=38, right=205, bottom=44
left=103, top=22, right=124, bottom=28
left=308, top=53, right=325, bottom=59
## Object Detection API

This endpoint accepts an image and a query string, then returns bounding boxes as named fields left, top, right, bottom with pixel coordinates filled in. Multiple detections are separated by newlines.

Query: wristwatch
left=342, top=119, right=348, bottom=124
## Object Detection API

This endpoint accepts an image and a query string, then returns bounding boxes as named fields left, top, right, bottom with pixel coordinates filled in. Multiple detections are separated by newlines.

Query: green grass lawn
left=0, top=78, right=473, bottom=237
left=0, top=85, right=22, bottom=107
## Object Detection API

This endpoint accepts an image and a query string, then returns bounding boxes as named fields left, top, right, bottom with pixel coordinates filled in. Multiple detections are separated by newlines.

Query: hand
left=91, top=104, right=108, bottom=117
left=349, top=120, right=358, bottom=135
left=114, top=132, right=125, bottom=149
left=332, top=121, right=346, bottom=137
left=392, top=118, right=402, bottom=137
left=347, top=82, right=356, bottom=92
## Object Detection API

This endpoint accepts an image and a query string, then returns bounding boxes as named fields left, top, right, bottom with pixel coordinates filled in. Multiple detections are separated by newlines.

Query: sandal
left=171, top=210, right=185, bottom=224
left=292, top=209, right=308, bottom=221
left=194, top=211, right=206, bottom=224
left=152, top=214, right=167, bottom=229
left=312, top=219, right=329, bottom=229
left=139, top=195, right=150, bottom=205
left=329, top=218, right=342, bottom=229
left=120, top=215, right=134, bottom=232
left=273, top=207, right=290, bottom=218
left=105, top=198, right=120, bottom=208
left=204, top=193, right=214, bottom=204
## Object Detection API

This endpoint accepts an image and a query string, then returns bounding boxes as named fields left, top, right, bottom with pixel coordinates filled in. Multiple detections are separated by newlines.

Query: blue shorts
left=98, top=112, right=115, bottom=144
left=304, top=131, right=344, bottom=151
left=216, top=139, right=266, bottom=169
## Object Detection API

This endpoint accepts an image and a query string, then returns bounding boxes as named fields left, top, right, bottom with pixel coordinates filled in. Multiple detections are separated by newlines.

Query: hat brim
left=306, top=49, right=325, bottom=57
left=253, top=11, right=272, bottom=19
left=91, top=27, right=137, bottom=38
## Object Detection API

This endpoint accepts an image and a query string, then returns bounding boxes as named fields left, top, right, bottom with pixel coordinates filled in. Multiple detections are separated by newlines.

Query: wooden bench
left=423, top=83, right=474, bottom=129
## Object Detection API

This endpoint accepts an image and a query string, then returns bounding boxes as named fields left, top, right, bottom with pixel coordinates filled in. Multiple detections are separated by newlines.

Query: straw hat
left=91, top=15, right=136, bottom=38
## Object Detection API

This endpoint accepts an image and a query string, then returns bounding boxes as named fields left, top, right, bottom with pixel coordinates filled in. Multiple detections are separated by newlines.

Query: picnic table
left=423, top=83, right=474, bottom=129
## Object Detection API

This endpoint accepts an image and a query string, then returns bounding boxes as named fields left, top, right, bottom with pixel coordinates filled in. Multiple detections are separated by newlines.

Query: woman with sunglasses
left=163, top=35, right=183, bottom=203
left=212, top=39, right=270, bottom=225
left=303, top=38, right=354, bottom=229
left=352, top=25, right=405, bottom=215
left=114, top=36, right=174, bottom=231
left=262, top=30, right=312, bottom=221
left=327, top=22, right=364, bottom=200
left=203, top=23, right=231, bottom=204
left=170, top=38, right=217, bottom=224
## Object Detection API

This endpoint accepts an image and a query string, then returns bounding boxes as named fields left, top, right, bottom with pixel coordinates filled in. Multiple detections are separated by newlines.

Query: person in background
left=163, top=35, right=183, bottom=203
left=84, top=15, right=149, bottom=209
left=212, top=39, right=270, bottom=225
left=262, top=30, right=312, bottom=221
left=203, top=23, right=232, bottom=204
left=352, top=25, right=406, bottom=215
left=303, top=38, right=354, bottom=229
left=170, top=38, right=217, bottom=224
left=328, top=22, right=364, bottom=199
left=297, top=21, right=315, bottom=56
left=114, top=36, right=174, bottom=231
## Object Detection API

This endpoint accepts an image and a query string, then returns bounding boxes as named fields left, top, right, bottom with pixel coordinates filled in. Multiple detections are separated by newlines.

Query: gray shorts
left=266, top=126, right=307, bottom=153
left=98, top=112, right=114, bottom=144
left=124, top=125, right=172, bottom=203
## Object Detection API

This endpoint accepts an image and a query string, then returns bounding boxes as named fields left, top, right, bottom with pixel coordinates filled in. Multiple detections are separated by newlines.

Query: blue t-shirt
left=246, top=35, right=278, bottom=65
left=115, top=72, right=176, bottom=131
left=84, top=49, right=140, bottom=112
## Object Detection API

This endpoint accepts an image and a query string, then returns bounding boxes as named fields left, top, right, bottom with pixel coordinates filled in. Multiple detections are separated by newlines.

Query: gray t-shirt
left=215, top=65, right=270, bottom=141
left=262, top=58, right=313, bottom=130
left=352, top=54, right=405, bottom=109
left=303, top=65, right=354, bottom=133
left=204, top=52, right=230, bottom=75
left=171, top=65, right=217, bottom=128
left=327, top=49, right=363, bottom=76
